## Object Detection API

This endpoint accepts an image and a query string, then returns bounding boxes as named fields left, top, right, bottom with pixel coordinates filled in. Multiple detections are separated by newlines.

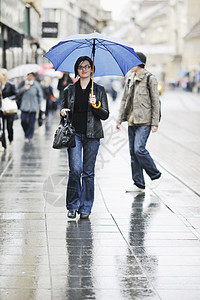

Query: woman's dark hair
left=74, top=56, right=94, bottom=77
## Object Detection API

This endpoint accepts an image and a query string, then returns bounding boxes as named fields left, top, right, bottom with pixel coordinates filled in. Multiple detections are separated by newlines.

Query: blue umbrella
left=44, top=32, right=142, bottom=107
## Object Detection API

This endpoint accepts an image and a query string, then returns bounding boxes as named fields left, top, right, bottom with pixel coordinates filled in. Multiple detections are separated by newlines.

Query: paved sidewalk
left=0, top=90, right=200, bottom=300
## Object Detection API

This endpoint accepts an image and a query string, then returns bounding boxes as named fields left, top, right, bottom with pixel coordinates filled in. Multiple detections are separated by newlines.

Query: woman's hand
left=89, top=94, right=96, bottom=106
left=60, top=108, right=70, bottom=117
left=89, top=94, right=101, bottom=109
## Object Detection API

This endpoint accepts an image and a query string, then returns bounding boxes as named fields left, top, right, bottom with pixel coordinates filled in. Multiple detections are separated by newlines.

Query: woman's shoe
left=80, top=213, right=89, bottom=219
left=67, top=210, right=77, bottom=219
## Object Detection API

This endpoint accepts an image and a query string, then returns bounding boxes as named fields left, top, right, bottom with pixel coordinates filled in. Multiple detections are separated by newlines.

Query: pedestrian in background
left=18, top=72, right=43, bottom=142
left=0, top=68, right=17, bottom=151
left=57, top=72, right=73, bottom=108
left=61, top=56, right=109, bottom=219
left=42, top=76, right=55, bottom=118
left=116, top=52, right=161, bottom=192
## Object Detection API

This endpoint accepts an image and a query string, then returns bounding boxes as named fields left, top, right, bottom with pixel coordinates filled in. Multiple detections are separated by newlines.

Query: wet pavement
left=0, top=90, right=200, bottom=300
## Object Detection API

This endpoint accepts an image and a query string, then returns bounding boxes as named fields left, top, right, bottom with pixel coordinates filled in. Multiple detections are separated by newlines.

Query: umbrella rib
left=82, top=39, right=109, bottom=53
left=97, top=40, right=125, bottom=75
left=95, top=39, right=116, bottom=51
left=57, top=39, right=109, bottom=68
left=54, top=41, right=93, bottom=70
left=97, top=39, right=137, bottom=55
left=67, top=39, right=96, bottom=56
left=68, top=39, right=96, bottom=50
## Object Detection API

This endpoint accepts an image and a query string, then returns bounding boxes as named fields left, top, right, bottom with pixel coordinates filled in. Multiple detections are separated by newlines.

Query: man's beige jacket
left=117, top=70, right=160, bottom=127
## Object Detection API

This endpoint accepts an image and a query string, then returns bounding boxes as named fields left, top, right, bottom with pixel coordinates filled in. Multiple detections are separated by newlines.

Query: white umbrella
left=42, top=69, right=63, bottom=78
left=8, top=64, right=42, bottom=79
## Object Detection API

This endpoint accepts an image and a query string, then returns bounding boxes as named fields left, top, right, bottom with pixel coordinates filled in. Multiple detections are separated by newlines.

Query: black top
left=73, top=79, right=91, bottom=135
left=0, top=81, right=17, bottom=108
left=2, top=81, right=17, bottom=98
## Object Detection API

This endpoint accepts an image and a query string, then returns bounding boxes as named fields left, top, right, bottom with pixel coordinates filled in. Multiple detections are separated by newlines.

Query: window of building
left=43, top=8, right=61, bottom=23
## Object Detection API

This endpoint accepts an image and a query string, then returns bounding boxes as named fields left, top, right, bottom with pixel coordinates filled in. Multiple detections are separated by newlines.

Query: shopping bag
left=2, top=97, right=18, bottom=114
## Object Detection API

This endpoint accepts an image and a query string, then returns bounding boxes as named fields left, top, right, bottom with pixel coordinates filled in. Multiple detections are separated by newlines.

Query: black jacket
left=2, top=81, right=17, bottom=99
left=0, top=81, right=17, bottom=109
left=62, top=82, right=109, bottom=139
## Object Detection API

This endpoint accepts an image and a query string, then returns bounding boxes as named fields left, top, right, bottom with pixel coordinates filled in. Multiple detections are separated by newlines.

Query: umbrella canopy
left=8, top=64, right=42, bottom=79
left=44, top=32, right=142, bottom=77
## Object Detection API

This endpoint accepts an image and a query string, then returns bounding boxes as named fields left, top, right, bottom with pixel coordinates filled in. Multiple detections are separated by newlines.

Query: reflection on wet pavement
left=1, top=95, right=200, bottom=300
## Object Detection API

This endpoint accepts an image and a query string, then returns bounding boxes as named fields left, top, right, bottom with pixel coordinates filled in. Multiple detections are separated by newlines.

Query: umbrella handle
left=91, top=36, right=101, bottom=109
left=92, top=101, right=101, bottom=109
left=91, top=58, right=95, bottom=96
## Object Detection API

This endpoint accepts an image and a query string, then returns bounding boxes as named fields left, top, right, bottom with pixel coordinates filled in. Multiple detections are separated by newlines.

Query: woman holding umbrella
left=61, top=56, right=109, bottom=219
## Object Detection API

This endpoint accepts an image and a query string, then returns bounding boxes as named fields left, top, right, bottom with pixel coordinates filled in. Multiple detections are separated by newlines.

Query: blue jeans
left=66, top=133, right=100, bottom=214
left=21, top=111, right=36, bottom=139
left=128, top=125, right=161, bottom=188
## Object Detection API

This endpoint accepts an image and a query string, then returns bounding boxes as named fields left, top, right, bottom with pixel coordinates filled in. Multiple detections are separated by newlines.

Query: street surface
left=0, top=90, right=200, bottom=300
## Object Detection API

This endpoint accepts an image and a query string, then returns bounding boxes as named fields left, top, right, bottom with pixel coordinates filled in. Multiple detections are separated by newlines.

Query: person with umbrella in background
left=60, top=56, right=109, bottom=219
left=0, top=69, right=17, bottom=151
left=18, top=72, right=43, bottom=142
left=116, top=52, right=161, bottom=192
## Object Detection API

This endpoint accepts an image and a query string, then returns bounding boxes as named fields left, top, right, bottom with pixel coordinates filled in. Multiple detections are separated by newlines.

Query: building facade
left=0, top=0, right=111, bottom=70
left=132, top=0, right=200, bottom=87
left=40, top=0, right=111, bottom=64
left=0, top=0, right=42, bottom=69
left=103, top=0, right=200, bottom=90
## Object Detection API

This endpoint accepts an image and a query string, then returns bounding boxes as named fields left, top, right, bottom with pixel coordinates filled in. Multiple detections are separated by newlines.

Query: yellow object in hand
left=92, top=101, right=101, bottom=109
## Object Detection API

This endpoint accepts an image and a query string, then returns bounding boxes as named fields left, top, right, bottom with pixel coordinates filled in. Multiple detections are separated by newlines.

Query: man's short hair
left=27, top=72, right=36, bottom=77
left=136, top=52, right=147, bottom=68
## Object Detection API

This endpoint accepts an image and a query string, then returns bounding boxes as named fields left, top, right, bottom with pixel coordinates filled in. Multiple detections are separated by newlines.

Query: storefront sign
left=42, top=22, right=58, bottom=38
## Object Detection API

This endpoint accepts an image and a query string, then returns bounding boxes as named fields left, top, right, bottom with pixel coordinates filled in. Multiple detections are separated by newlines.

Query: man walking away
left=116, top=52, right=161, bottom=192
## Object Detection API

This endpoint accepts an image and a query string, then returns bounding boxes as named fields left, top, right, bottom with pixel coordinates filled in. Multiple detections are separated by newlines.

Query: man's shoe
left=125, top=184, right=145, bottom=193
left=80, top=213, right=90, bottom=219
left=67, top=210, right=77, bottom=219
left=151, top=176, right=162, bottom=189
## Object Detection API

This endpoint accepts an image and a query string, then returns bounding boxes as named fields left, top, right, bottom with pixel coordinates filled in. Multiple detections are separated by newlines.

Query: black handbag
left=52, top=114, right=76, bottom=149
